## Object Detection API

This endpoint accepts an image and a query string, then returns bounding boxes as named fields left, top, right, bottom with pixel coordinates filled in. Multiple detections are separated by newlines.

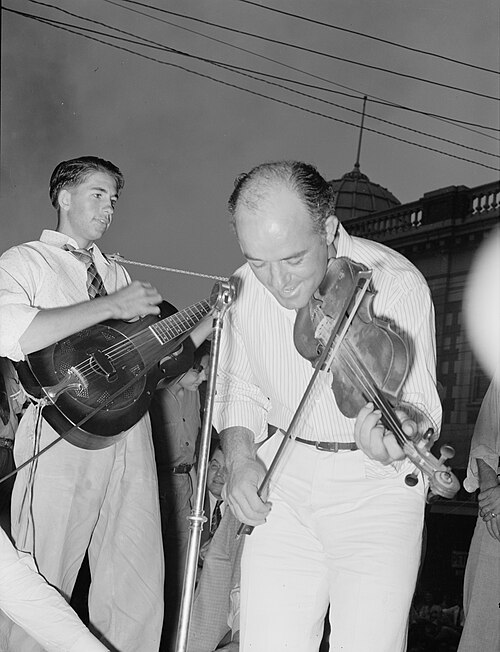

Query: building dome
left=328, top=164, right=400, bottom=221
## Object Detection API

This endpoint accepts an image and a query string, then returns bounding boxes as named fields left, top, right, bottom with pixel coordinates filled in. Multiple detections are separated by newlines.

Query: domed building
left=328, top=163, right=400, bottom=222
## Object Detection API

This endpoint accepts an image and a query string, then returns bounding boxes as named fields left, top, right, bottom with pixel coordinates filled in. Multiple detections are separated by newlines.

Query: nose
left=215, top=466, right=227, bottom=480
left=103, top=197, right=115, bottom=218
left=268, top=263, right=290, bottom=291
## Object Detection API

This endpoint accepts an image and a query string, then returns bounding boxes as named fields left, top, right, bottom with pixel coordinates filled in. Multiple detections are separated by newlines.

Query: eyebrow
left=91, top=185, right=118, bottom=201
left=244, top=249, right=308, bottom=263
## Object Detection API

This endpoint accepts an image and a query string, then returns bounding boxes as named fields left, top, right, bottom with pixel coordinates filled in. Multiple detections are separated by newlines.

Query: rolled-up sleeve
left=213, top=280, right=270, bottom=443
left=0, top=251, right=40, bottom=361
left=464, top=377, right=500, bottom=493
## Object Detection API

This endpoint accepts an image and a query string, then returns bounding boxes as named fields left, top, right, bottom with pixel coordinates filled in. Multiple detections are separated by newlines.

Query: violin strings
left=336, top=342, right=407, bottom=446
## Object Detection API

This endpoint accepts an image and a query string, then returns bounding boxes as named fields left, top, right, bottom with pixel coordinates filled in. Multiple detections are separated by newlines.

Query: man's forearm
left=19, top=299, right=115, bottom=355
left=219, top=426, right=257, bottom=471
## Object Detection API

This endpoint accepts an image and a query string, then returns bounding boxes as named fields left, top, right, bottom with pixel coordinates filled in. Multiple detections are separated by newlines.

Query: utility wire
left=236, top=0, right=499, bottom=75
left=6, top=7, right=497, bottom=172
left=25, top=0, right=500, bottom=138
left=105, top=0, right=499, bottom=101
left=217, top=63, right=499, bottom=158
left=15, top=2, right=500, bottom=157
left=103, top=0, right=499, bottom=139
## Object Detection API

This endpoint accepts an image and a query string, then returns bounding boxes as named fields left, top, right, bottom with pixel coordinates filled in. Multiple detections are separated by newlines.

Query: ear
left=324, top=214, right=338, bottom=246
left=58, top=188, right=72, bottom=212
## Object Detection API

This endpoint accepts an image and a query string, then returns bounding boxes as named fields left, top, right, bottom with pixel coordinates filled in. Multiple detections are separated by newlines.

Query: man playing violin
left=213, top=161, right=442, bottom=652
left=0, top=156, right=211, bottom=652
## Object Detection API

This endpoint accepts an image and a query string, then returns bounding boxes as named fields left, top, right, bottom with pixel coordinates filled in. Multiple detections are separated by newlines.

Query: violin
left=294, top=256, right=459, bottom=501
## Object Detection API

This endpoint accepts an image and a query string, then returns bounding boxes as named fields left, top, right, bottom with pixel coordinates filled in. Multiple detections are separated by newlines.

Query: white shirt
left=213, top=224, right=441, bottom=453
left=0, top=527, right=107, bottom=651
left=0, top=230, right=130, bottom=361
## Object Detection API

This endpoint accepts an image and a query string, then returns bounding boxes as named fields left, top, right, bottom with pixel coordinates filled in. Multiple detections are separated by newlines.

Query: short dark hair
left=192, top=340, right=211, bottom=372
left=228, top=161, right=336, bottom=235
left=49, top=156, right=125, bottom=209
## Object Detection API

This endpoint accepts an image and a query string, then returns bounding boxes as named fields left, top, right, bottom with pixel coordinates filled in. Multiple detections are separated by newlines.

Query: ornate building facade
left=330, top=169, right=500, bottom=596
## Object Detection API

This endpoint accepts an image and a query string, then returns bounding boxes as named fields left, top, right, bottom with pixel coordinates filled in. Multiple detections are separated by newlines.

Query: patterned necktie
left=210, top=499, right=223, bottom=536
left=65, top=246, right=107, bottom=299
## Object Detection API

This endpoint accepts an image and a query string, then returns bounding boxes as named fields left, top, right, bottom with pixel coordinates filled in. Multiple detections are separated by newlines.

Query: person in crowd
left=149, top=341, right=211, bottom=650
left=458, top=375, right=500, bottom=652
left=0, top=525, right=108, bottom=651
left=0, top=357, right=25, bottom=532
left=213, top=161, right=442, bottom=652
left=188, top=445, right=243, bottom=652
left=199, top=445, right=228, bottom=564
left=0, top=156, right=210, bottom=652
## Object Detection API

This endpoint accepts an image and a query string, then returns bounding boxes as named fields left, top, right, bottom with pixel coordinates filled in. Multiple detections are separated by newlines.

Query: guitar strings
left=65, top=300, right=211, bottom=387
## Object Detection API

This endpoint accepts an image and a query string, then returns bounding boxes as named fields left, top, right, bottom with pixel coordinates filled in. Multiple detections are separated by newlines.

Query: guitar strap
left=16, top=400, right=45, bottom=551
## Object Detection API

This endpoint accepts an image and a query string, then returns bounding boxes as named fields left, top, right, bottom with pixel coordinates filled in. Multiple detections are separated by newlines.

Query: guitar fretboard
left=151, top=300, right=211, bottom=344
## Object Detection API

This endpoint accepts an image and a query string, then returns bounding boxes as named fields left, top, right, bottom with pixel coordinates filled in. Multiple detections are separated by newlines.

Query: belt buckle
left=315, top=441, right=339, bottom=452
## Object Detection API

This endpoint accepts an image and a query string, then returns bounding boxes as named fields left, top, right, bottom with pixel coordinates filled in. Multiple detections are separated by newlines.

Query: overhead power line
left=5, top=7, right=498, bottom=173
left=236, top=0, right=499, bottom=75
left=22, top=0, right=500, bottom=157
left=103, top=0, right=499, bottom=139
left=15, top=2, right=500, bottom=157
left=109, top=0, right=498, bottom=101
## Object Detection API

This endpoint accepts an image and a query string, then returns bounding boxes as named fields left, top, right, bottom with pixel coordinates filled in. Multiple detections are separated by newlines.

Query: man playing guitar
left=0, top=156, right=210, bottom=652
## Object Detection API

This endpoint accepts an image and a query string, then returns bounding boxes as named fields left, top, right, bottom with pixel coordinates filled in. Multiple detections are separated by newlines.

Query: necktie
left=210, top=499, right=223, bottom=536
left=66, top=246, right=107, bottom=299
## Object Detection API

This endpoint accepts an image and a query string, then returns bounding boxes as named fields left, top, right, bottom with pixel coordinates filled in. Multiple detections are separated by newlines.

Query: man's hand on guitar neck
left=19, top=281, right=162, bottom=356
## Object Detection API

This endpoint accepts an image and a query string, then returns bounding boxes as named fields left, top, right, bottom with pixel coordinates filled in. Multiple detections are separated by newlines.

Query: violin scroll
left=402, top=432, right=460, bottom=500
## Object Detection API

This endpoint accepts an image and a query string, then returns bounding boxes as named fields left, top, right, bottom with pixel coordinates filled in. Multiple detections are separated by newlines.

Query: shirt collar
left=40, top=230, right=110, bottom=265
left=333, top=222, right=354, bottom=260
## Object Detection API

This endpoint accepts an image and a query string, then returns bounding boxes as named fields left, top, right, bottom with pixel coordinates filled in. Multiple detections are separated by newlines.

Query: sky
left=1, top=0, right=499, bottom=310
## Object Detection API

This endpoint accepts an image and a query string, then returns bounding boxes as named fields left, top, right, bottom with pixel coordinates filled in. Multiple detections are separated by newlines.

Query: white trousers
left=9, top=406, right=164, bottom=652
left=240, top=433, right=425, bottom=652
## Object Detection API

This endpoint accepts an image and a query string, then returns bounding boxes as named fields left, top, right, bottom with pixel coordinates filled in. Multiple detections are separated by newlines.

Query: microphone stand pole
left=175, top=280, right=235, bottom=652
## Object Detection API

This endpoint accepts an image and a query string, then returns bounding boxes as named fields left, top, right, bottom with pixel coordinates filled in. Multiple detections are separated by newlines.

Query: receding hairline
left=228, top=161, right=335, bottom=237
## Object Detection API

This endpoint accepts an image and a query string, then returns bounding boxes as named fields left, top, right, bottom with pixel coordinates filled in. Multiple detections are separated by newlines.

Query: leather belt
left=294, top=436, right=358, bottom=452
left=170, top=463, right=193, bottom=474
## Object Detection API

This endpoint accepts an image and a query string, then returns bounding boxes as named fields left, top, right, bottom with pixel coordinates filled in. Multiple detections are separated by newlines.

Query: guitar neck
left=150, top=299, right=211, bottom=345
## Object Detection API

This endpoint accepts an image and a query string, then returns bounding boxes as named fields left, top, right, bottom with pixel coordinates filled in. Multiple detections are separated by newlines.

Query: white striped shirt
left=213, top=224, right=441, bottom=448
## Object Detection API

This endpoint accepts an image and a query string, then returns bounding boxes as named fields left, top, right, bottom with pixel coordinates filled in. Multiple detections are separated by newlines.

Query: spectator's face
left=179, top=355, right=209, bottom=391
left=207, top=449, right=227, bottom=499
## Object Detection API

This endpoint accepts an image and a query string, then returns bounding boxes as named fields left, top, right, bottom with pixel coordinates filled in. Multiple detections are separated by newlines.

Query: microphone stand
left=175, top=280, right=235, bottom=652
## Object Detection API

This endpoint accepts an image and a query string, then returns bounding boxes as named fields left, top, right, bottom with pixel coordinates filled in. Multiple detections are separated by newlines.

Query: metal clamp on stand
left=175, top=279, right=235, bottom=652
